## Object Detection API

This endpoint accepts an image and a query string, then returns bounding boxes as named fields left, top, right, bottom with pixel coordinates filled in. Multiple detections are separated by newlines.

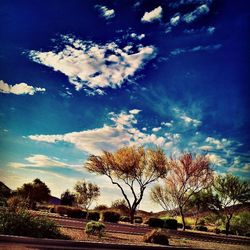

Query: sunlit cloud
left=95, top=5, right=115, bottom=20
left=141, top=6, right=163, bottom=23
left=0, top=80, right=45, bottom=95
left=28, top=36, right=156, bottom=94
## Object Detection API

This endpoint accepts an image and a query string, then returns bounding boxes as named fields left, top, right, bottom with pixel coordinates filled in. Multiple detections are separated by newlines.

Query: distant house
left=48, top=196, right=61, bottom=205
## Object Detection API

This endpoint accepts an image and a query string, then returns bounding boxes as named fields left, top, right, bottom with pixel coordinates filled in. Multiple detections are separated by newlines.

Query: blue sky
left=0, top=0, right=249, bottom=211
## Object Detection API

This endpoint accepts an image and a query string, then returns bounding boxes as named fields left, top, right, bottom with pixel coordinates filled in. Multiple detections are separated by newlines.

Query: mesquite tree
left=151, top=153, right=213, bottom=230
left=213, top=174, right=250, bottom=235
left=74, top=180, right=100, bottom=210
left=85, top=146, right=169, bottom=223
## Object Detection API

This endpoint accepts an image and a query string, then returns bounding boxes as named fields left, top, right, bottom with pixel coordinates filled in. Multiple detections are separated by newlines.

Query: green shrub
left=134, top=217, right=142, bottom=224
left=143, top=229, right=169, bottom=245
left=85, top=221, right=105, bottom=238
left=230, top=211, right=250, bottom=236
left=0, top=209, right=69, bottom=239
left=87, top=211, right=100, bottom=221
left=67, top=208, right=87, bottom=219
left=102, top=211, right=120, bottom=223
left=147, top=218, right=164, bottom=228
left=163, top=219, right=177, bottom=230
left=195, top=225, right=208, bottom=232
left=177, top=223, right=183, bottom=229
left=7, top=196, right=28, bottom=212
left=120, top=216, right=130, bottom=222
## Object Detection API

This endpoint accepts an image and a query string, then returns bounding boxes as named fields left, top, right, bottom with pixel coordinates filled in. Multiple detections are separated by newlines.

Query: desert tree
left=151, top=153, right=213, bottom=230
left=187, top=188, right=220, bottom=226
left=213, top=174, right=250, bottom=235
left=17, top=178, right=50, bottom=209
left=74, top=180, right=100, bottom=210
left=85, top=146, right=169, bottom=223
left=60, top=189, right=75, bottom=206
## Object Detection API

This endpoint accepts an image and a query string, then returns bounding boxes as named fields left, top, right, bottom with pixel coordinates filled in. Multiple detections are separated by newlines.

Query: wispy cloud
left=170, top=44, right=222, bottom=56
left=9, top=154, right=84, bottom=173
left=95, top=5, right=115, bottom=20
left=183, top=26, right=216, bottom=35
left=183, top=4, right=210, bottom=23
left=141, top=6, right=163, bottom=23
left=28, top=36, right=156, bottom=95
left=0, top=80, right=45, bottom=95
left=28, top=110, right=166, bottom=155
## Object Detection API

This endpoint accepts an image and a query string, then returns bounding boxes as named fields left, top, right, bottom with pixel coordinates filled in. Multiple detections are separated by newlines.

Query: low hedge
left=54, top=206, right=87, bottom=219
left=87, top=211, right=100, bottom=221
left=163, top=219, right=177, bottom=230
left=147, top=218, right=164, bottom=228
left=102, top=211, right=120, bottom=223
left=195, top=225, right=208, bottom=232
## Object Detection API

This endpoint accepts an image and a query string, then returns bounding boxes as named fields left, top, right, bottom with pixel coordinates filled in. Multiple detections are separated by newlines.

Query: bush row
left=49, top=206, right=144, bottom=224
left=146, top=218, right=178, bottom=230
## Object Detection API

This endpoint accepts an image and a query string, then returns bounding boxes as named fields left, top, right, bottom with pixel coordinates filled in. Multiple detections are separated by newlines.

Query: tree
left=60, top=189, right=75, bottom=206
left=85, top=146, right=169, bottom=223
left=213, top=174, right=250, bottom=235
left=17, top=179, right=50, bottom=209
left=111, top=199, right=130, bottom=215
left=187, top=188, right=220, bottom=226
left=151, top=153, right=213, bottom=230
left=74, top=180, right=100, bottom=210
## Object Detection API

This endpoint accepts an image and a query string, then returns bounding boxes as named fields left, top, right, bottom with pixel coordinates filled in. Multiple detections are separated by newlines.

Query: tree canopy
left=74, top=180, right=100, bottom=210
left=151, top=153, right=213, bottom=230
left=16, top=178, right=50, bottom=208
left=213, top=174, right=250, bottom=235
left=85, top=146, right=169, bottom=223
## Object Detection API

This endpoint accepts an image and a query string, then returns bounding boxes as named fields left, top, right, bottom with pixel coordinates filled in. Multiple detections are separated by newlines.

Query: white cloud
left=170, top=44, right=222, bottom=56
left=161, top=121, right=173, bottom=127
left=0, top=80, right=45, bottom=95
left=180, top=114, right=201, bottom=127
left=205, top=137, right=232, bottom=150
left=208, top=153, right=227, bottom=166
left=95, top=5, right=115, bottom=20
left=199, top=145, right=213, bottom=151
left=130, top=33, right=145, bottom=40
left=141, top=6, right=163, bottom=23
left=170, top=14, right=181, bottom=26
left=9, top=154, right=84, bottom=172
left=182, top=4, right=210, bottom=23
left=152, top=127, right=161, bottom=132
left=29, top=36, right=156, bottom=94
left=28, top=110, right=166, bottom=155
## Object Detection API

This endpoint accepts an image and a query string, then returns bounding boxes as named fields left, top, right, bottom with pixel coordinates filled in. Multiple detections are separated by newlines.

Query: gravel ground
left=61, top=228, right=250, bottom=250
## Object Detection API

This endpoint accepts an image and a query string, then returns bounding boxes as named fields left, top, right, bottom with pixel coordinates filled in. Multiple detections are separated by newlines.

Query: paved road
left=0, top=235, right=191, bottom=250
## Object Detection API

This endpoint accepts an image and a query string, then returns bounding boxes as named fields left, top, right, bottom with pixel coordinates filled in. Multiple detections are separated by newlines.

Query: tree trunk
left=180, top=207, right=186, bottom=231
left=130, top=209, right=135, bottom=224
left=225, top=215, right=232, bottom=236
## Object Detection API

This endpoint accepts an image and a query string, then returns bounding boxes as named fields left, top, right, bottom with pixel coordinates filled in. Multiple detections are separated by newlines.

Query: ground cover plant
left=0, top=208, right=69, bottom=239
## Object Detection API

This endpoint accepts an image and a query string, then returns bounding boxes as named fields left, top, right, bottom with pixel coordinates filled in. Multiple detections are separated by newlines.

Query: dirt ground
left=60, top=228, right=249, bottom=250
